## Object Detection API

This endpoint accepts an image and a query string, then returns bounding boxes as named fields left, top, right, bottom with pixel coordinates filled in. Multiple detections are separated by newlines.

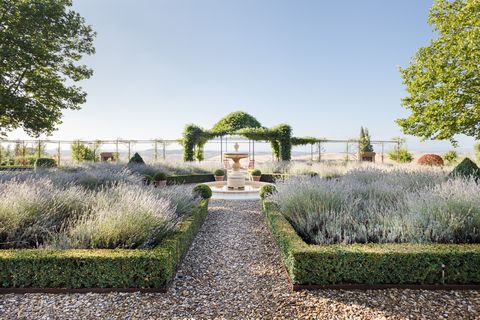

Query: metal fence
left=0, top=138, right=400, bottom=166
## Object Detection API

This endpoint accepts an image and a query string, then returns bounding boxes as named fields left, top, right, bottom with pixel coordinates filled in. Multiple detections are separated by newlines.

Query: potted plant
left=214, top=169, right=225, bottom=182
left=358, top=126, right=376, bottom=162
left=152, top=172, right=167, bottom=187
left=251, top=169, right=262, bottom=182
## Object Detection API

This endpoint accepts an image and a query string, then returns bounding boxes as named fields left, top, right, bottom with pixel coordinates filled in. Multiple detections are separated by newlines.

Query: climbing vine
left=182, top=111, right=313, bottom=162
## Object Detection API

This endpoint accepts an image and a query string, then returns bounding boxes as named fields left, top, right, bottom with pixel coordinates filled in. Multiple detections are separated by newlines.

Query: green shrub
left=153, top=172, right=167, bottom=181
left=214, top=169, right=225, bottom=176
left=193, top=184, right=212, bottom=199
left=449, top=158, right=480, bottom=179
left=251, top=169, right=261, bottom=176
left=128, top=152, right=145, bottom=165
left=359, top=126, right=374, bottom=152
left=444, top=150, right=458, bottom=165
left=387, top=148, right=413, bottom=163
left=260, top=184, right=276, bottom=200
left=34, top=158, right=57, bottom=169
left=71, top=140, right=101, bottom=162
left=259, top=173, right=286, bottom=183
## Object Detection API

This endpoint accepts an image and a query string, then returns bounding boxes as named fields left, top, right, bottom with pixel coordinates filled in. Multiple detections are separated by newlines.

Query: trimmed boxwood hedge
left=0, top=166, right=34, bottom=171
left=262, top=201, right=480, bottom=286
left=0, top=200, right=209, bottom=289
left=167, top=174, right=214, bottom=185
left=259, top=173, right=287, bottom=183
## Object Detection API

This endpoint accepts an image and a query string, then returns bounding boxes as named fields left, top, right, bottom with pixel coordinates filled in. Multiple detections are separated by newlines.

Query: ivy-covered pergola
left=182, top=111, right=323, bottom=162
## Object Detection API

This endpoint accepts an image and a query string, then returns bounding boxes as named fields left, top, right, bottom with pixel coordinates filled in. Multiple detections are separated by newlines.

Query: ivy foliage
left=210, top=111, right=262, bottom=135
left=182, top=112, right=297, bottom=162
left=398, top=0, right=480, bottom=143
left=290, top=137, right=324, bottom=146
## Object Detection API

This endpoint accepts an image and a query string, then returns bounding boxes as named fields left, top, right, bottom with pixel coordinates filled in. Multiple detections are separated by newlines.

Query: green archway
left=182, top=111, right=294, bottom=161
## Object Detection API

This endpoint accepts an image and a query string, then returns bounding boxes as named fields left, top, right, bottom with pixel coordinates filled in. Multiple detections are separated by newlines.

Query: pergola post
left=220, top=136, right=223, bottom=163
left=22, top=141, right=26, bottom=163
left=397, top=140, right=401, bottom=161
left=115, top=139, right=119, bottom=162
left=318, top=142, right=321, bottom=162
left=154, top=140, right=158, bottom=162
left=37, top=140, right=42, bottom=159
left=57, top=141, right=61, bottom=166
left=357, top=140, right=361, bottom=162
left=163, top=141, right=166, bottom=160
left=92, top=141, right=96, bottom=162
left=381, top=142, right=385, bottom=163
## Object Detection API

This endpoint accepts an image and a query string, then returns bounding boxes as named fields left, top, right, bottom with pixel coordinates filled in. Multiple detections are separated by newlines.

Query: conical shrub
left=128, top=152, right=145, bottom=165
left=449, top=157, right=480, bottom=179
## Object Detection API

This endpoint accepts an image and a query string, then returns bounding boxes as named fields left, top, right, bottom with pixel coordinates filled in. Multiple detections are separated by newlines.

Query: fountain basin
left=204, top=181, right=273, bottom=200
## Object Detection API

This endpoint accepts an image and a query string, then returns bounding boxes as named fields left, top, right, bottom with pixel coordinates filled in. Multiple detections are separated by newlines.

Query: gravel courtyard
left=1, top=200, right=479, bottom=319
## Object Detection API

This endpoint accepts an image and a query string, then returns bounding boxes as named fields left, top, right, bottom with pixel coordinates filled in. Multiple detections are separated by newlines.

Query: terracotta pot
left=154, top=180, right=167, bottom=188
left=215, top=175, right=225, bottom=182
left=359, top=151, right=376, bottom=162
left=252, top=175, right=261, bottom=182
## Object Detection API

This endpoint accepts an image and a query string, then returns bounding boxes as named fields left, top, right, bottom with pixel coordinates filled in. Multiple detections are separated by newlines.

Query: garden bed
left=0, top=200, right=209, bottom=293
left=263, top=201, right=480, bottom=290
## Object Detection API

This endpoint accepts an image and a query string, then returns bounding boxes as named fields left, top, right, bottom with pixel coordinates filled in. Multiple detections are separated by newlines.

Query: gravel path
left=1, top=200, right=479, bottom=319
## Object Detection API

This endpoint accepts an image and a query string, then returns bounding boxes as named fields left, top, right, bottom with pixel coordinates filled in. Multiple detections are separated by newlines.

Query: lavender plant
left=271, top=166, right=479, bottom=244
left=0, top=173, right=198, bottom=249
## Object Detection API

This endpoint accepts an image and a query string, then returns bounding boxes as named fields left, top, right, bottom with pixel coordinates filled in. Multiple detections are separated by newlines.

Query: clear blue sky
left=9, top=0, right=476, bottom=151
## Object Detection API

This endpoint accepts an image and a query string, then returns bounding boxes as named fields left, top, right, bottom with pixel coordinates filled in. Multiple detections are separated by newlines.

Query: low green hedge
left=260, top=173, right=287, bottom=183
left=263, top=201, right=480, bottom=285
left=167, top=174, right=214, bottom=185
left=0, top=166, right=34, bottom=171
left=0, top=200, right=209, bottom=289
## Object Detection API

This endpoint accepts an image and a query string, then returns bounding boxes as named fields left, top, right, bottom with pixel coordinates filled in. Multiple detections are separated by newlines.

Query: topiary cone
left=449, top=157, right=480, bottom=179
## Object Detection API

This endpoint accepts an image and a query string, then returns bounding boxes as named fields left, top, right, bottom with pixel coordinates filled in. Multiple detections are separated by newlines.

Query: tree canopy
left=0, top=0, right=96, bottom=137
left=211, top=111, right=262, bottom=135
left=397, top=0, right=480, bottom=143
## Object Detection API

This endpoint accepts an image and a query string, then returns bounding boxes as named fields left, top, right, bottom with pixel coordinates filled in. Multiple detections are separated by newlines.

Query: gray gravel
left=1, top=199, right=479, bottom=319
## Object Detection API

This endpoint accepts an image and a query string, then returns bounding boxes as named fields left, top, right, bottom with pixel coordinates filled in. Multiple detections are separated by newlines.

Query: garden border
left=167, top=173, right=214, bottom=185
left=0, top=200, right=209, bottom=293
left=262, top=201, right=480, bottom=291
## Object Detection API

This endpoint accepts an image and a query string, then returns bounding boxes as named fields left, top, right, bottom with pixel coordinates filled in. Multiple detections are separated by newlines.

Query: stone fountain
left=224, top=143, right=248, bottom=189
left=203, top=142, right=273, bottom=200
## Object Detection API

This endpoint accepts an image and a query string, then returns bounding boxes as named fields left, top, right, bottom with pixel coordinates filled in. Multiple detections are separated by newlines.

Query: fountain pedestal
left=224, top=143, right=249, bottom=190
left=227, top=171, right=245, bottom=189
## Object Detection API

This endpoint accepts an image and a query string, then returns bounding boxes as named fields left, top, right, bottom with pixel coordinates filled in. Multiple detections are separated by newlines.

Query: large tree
left=397, top=0, right=480, bottom=143
left=0, top=0, right=95, bottom=137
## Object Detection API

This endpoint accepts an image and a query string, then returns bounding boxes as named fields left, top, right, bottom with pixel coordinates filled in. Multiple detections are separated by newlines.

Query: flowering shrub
left=417, top=154, right=444, bottom=166
left=272, top=166, right=480, bottom=244
left=0, top=165, right=198, bottom=249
